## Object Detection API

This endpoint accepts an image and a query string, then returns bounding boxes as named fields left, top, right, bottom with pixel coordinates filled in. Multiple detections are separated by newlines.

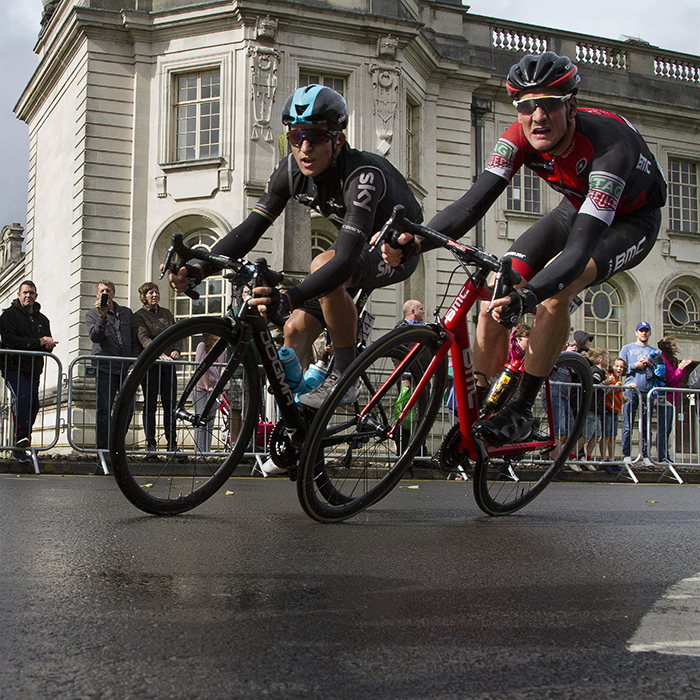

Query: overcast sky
left=1, top=0, right=698, bottom=229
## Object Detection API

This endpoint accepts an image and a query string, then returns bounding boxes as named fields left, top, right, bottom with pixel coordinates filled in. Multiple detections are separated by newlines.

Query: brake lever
left=487, top=257, right=521, bottom=312
left=369, top=204, right=406, bottom=253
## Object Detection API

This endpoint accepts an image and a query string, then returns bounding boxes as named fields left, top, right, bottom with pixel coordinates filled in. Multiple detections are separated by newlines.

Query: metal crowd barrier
left=4, top=348, right=699, bottom=485
left=0, top=348, right=63, bottom=474
left=67, top=355, right=276, bottom=475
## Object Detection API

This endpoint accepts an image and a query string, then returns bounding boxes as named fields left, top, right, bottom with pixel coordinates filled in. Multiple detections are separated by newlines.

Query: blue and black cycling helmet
left=506, top=51, right=580, bottom=98
left=282, top=84, right=349, bottom=131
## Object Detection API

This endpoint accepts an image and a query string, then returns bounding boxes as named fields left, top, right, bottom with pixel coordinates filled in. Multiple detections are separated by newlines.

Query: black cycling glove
left=498, top=287, right=538, bottom=329
left=262, top=288, right=291, bottom=327
left=181, top=263, right=202, bottom=291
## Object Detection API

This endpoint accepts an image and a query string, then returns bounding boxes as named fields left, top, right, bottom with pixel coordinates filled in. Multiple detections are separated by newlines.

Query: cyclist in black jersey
left=170, top=85, right=422, bottom=408
left=383, top=52, right=667, bottom=446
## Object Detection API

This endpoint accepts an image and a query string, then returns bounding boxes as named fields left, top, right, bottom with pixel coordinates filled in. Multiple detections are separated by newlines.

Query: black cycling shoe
left=472, top=402, right=536, bottom=447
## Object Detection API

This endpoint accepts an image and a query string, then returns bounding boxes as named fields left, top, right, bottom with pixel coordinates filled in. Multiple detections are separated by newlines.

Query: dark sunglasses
left=513, top=94, right=571, bottom=116
left=287, top=129, right=338, bottom=148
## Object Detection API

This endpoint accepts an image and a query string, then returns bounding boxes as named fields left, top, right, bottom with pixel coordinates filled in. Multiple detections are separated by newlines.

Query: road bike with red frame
left=297, top=206, right=593, bottom=522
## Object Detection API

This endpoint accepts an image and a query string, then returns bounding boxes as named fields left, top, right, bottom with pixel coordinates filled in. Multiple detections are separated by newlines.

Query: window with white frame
left=172, top=230, right=224, bottom=360
left=174, top=70, right=221, bottom=162
left=583, top=282, right=623, bottom=353
left=663, top=286, right=699, bottom=334
left=406, top=96, right=420, bottom=183
left=299, top=72, right=345, bottom=96
left=506, top=167, right=541, bottom=213
left=668, top=158, right=698, bottom=233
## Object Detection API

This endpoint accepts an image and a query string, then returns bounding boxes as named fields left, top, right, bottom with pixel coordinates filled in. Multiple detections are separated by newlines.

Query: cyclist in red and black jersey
left=386, top=52, right=666, bottom=446
left=170, top=85, right=421, bottom=408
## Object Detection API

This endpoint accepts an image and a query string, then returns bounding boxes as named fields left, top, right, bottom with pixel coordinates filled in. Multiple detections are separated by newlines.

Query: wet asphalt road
left=0, top=474, right=699, bottom=700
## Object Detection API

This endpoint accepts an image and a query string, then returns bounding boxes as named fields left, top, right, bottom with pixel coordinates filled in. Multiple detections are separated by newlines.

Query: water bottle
left=482, top=359, right=523, bottom=413
left=278, top=346, right=305, bottom=392
left=303, top=359, right=328, bottom=392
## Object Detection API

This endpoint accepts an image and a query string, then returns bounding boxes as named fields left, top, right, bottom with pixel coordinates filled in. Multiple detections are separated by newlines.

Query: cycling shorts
left=298, top=242, right=420, bottom=324
left=506, top=198, right=662, bottom=288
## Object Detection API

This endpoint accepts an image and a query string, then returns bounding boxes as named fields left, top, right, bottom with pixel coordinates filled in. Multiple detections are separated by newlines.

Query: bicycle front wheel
left=110, top=316, right=260, bottom=515
left=298, top=325, right=447, bottom=522
left=473, top=351, right=593, bottom=516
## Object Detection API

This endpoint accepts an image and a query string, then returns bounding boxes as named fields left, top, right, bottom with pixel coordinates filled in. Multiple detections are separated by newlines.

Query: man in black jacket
left=0, top=280, right=58, bottom=461
left=86, top=280, right=140, bottom=451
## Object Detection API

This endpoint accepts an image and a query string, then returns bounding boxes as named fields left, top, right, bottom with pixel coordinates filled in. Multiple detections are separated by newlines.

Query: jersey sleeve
left=423, top=122, right=524, bottom=249
left=285, top=165, right=387, bottom=308
left=201, top=159, right=293, bottom=272
left=578, top=141, right=635, bottom=226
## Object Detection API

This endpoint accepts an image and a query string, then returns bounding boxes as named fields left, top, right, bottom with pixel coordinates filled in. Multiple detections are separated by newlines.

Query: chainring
left=432, top=423, right=471, bottom=474
left=268, top=418, right=300, bottom=469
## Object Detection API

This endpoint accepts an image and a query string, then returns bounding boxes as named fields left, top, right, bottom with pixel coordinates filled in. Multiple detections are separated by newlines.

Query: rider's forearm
left=522, top=213, right=605, bottom=303
left=420, top=171, right=507, bottom=252
left=286, top=230, right=365, bottom=309
left=191, top=211, right=272, bottom=278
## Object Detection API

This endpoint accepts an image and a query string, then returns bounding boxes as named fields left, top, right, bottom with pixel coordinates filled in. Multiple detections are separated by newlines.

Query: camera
left=100, top=293, right=109, bottom=308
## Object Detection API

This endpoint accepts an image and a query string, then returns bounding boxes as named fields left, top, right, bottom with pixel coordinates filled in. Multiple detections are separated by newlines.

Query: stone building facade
left=7, top=0, right=700, bottom=378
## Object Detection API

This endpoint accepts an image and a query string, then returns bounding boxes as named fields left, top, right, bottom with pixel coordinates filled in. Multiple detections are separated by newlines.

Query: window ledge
left=668, top=229, right=700, bottom=240
left=504, top=209, right=542, bottom=220
left=160, top=157, right=224, bottom=174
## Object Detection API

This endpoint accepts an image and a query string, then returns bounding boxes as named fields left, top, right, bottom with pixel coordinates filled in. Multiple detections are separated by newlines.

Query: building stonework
left=8, top=0, right=700, bottom=378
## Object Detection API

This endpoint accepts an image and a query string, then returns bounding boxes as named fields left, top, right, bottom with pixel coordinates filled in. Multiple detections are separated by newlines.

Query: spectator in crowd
left=402, top=299, right=425, bottom=324
left=507, top=322, right=530, bottom=365
left=546, top=340, right=573, bottom=462
left=620, top=322, right=660, bottom=468
left=602, top=357, right=627, bottom=467
left=192, top=334, right=226, bottom=454
left=0, top=280, right=58, bottom=463
left=572, top=330, right=593, bottom=358
left=583, top=347, right=609, bottom=467
left=86, top=280, right=140, bottom=451
left=656, top=336, right=692, bottom=464
left=134, top=282, right=181, bottom=453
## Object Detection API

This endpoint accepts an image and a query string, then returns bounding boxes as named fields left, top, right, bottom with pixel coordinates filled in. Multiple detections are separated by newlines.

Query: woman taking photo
left=134, top=282, right=182, bottom=453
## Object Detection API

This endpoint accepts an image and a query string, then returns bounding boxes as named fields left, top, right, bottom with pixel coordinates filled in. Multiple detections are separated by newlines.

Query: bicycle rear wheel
left=110, top=316, right=260, bottom=515
left=473, top=351, right=593, bottom=515
left=298, top=325, right=447, bottom=522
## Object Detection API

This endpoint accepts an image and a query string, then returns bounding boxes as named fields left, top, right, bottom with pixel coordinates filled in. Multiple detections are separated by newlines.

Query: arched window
left=663, top=286, right=699, bottom=334
left=171, top=229, right=225, bottom=361
left=583, top=283, right=623, bottom=353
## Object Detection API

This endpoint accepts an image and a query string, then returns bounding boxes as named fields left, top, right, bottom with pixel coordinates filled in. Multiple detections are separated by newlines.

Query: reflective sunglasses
left=287, top=129, right=338, bottom=148
left=513, top=94, right=572, bottom=115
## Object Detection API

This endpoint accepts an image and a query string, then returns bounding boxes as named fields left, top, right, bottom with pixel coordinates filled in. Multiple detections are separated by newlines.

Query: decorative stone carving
left=255, top=15, right=279, bottom=42
left=377, top=35, right=398, bottom=59
left=370, top=64, right=401, bottom=156
left=249, top=46, right=281, bottom=142
left=40, top=0, right=60, bottom=33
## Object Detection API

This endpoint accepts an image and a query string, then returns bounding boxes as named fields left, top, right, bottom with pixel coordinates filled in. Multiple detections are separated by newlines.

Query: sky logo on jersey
left=353, top=171, right=376, bottom=212
left=587, top=171, right=625, bottom=212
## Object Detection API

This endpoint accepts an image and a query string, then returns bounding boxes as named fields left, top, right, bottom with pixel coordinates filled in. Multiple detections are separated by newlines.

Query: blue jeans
left=5, top=371, right=41, bottom=444
left=622, top=389, right=654, bottom=458
left=655, top=400, right=674, bottom=462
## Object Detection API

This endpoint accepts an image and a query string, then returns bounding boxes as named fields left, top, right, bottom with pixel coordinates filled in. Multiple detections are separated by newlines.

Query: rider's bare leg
left=523, top=258, right=598, bottom=379
left=473, top=303, right=510, bottom=383
left=284, top=311, right=323, bottom=370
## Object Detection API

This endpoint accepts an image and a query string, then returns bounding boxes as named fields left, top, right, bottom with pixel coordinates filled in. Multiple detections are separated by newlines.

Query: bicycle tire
left=472, top=351, right=593, bottom=516
left=297, top=325, right=447, bottom=522
left=110, top=316, right=260, bottom=515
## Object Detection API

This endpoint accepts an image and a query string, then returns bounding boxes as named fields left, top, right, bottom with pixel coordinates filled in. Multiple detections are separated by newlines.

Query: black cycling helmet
left=506, top=52, right=580, bottom=98
left=281, top=84, right=349, bottom=131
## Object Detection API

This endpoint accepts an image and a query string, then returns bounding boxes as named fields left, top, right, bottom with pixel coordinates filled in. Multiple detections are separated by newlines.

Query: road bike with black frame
left=297, top=205, right=594, bottom=522
left=109, top=234, right=398, bottom=515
